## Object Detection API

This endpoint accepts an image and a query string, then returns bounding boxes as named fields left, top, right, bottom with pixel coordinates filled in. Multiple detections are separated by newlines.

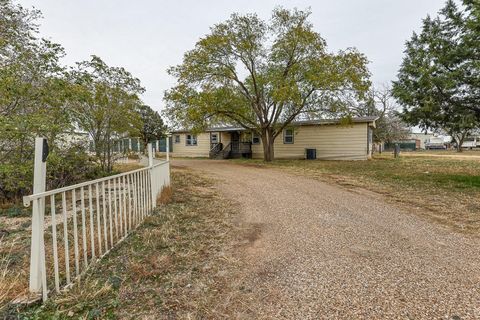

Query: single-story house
left=168, top=117, right=377, bottom=160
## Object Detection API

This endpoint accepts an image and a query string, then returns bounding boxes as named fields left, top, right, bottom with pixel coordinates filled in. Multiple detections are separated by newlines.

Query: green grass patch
left=0, top=206, right=30, bottom=218
left=234, top=154, right=480, bottom=192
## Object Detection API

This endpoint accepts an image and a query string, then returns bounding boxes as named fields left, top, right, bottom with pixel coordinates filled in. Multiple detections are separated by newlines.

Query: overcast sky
left=20, top=0, right=448, bottom=113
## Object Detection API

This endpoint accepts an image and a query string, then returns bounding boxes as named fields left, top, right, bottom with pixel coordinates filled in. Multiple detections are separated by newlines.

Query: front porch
left=209, top=130, right=252, bottom=159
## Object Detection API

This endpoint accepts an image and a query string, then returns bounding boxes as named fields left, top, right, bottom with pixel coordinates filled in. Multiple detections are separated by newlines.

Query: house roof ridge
left=170, top=116, right=378, bottom=133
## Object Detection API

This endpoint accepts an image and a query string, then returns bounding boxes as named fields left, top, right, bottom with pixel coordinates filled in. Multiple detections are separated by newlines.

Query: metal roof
left=170, top=116, right=378, bottom=133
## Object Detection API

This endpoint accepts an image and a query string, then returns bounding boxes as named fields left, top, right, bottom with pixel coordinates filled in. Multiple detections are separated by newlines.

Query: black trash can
left=305, top=148, right=316, bottom=160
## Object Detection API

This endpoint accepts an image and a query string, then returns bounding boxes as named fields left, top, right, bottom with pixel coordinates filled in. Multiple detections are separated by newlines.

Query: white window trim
left=252, top=132, right=261, bottom=145
left=174, top=135, right=180, bottom=144
left=185, top=134, right=197, bottom=146
left=283, top=128, right=294, bottom=144
left=210, top=132, right=219, bottom=144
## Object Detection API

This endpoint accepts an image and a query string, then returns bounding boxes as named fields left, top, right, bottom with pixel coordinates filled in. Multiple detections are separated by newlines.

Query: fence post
left=148, top=143, right=153, bottom=167
left=148, top=143, right=156, bottom=208
left=394, top=143, right=400, bottom=158
left=166, top=135, right=170, bottom=162
left=166, top=135, right=171, bottom=186
left=29, top=137, right=48, bottom=301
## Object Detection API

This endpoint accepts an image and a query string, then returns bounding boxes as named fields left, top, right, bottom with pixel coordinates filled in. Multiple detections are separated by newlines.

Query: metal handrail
left=209, top=142, right=222, bottom=152
left=221, top=143, right=232, bottom=159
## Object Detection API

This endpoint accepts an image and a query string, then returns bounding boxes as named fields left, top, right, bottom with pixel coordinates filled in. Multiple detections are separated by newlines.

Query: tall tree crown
left=165, top=7, right=371, bottom=136
left=392, top=0, right=480, bottom=146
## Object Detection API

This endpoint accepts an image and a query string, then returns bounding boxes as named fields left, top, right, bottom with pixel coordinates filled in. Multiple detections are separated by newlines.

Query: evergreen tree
left=393, top=0, right=480, bottom=151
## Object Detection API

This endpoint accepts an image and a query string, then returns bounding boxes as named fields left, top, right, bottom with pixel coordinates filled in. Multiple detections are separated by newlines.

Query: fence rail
left=23, top=139, right=170, bottom=301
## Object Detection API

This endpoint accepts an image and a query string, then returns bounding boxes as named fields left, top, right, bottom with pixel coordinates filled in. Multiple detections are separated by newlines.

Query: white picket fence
left=22, top=139, right=170, bottom=301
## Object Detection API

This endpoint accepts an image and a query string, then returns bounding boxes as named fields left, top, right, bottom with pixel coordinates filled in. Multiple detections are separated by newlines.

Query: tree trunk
left=107, top=136, right=113, bottom=172
left=261, top=128, right=275, bottom=162
left=455, top=132, right=467, bottom=153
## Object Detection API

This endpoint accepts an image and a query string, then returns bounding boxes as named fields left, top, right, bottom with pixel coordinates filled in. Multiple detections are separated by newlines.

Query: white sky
left=19, top=0, right=448, bottom=113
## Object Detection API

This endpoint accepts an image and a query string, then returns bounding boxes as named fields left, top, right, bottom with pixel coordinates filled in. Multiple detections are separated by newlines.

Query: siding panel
left=170, top=132, right=211, bottom=157
left=171, top=123, right=369, bottom=160
left=252, top=123, right=368, bottom=160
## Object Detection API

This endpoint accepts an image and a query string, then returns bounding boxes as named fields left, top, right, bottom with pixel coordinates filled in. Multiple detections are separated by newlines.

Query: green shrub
left=0, top=143, right=104, bottom=204
left=46, top=144, right=100, bottom=190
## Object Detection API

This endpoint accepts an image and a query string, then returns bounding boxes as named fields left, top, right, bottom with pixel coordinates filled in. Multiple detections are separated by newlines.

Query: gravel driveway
left=173, top=159, right=480, bottom=320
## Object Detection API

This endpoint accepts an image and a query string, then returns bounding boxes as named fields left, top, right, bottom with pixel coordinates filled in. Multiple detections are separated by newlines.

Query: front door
left=231, top=131, right=240, bottom=152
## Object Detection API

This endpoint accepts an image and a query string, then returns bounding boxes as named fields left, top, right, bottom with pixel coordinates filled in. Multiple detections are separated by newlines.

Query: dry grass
left=0, top=160, right=154, bottom=316
left=0, top=238, right=21, bottom=313
left=157, top=185, right=172, bottom=205
left=0, top=231, right=30, bottom=313
left=8, top=167, right=250, bottom=319
left=234, top=153, right=480, bottom=235
left=0, top=189, right=146, bottom=315
left=405, top=149, right=480, bottom=156
left=113, top=162, right=143, bottom=173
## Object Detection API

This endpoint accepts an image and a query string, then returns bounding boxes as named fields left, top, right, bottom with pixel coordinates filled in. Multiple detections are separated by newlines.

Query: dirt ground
left=174, top=159, right=480, bottom=320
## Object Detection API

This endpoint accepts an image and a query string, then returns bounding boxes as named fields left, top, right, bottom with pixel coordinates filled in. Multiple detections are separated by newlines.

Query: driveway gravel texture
left=174, top=159, right=480, bottom=320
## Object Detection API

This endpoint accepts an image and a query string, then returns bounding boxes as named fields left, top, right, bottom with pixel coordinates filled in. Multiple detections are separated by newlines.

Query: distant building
left=384, top=132, right=447, bottom=151
left=59, top=131, right=90, bottom=148
left=409, top=132, right=437, bottom=149
left=406, top=132, right=449, bottom=150
left=461, top=135, right=480, bottom=149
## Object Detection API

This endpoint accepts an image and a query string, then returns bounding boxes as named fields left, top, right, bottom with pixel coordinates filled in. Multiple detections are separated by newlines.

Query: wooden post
left=29, top=137, right=48, bottom=301
left=394, top=143, right=400, bottom=158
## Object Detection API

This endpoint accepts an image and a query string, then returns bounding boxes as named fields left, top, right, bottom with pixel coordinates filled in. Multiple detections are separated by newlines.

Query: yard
left=0, top=162, right=160, bottom=315
left=234, top=152, right=480, bottom=234
left=2, top=155, right=480, bottom=318
left=1, top=167, right=250, bottom=318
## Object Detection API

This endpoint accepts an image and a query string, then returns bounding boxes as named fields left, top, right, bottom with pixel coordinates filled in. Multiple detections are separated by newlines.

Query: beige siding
left=171, top=123, right=369, bottom=160
left=170, top=132, right=211, bottom=157
left=252, top=123, right=368, bottom=160
left=220, top=132, right=231, bottom=146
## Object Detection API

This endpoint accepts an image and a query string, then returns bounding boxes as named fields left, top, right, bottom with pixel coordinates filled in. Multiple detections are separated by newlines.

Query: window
left=252, top=132, right=260, bottom=144
left=186, top=134, right=197, bottom=146
left=283, top=128, right=294, bottom=144
left=210, top=133, right=219, bottom=144
left=174, top=135, right=180, bottom=144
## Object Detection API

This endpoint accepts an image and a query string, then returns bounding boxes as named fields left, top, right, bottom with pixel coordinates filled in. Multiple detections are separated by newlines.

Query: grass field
left=234, top=153, right=480, bottom=234
left=405, top=149, right=480, bottom=156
